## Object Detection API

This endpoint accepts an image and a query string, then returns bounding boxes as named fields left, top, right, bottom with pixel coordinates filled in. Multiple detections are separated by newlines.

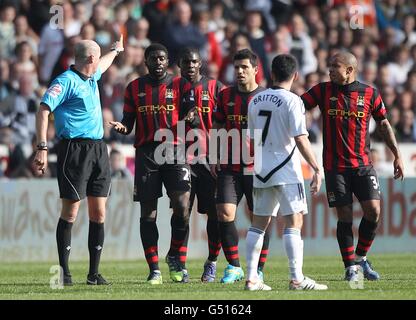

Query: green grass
left=0, top=254, right=415, bottom=300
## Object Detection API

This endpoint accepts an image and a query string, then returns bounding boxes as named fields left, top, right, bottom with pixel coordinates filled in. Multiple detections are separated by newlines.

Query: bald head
left=329, top=51, right=358, bottom=85
left=332, top=51, right=358, bottom=71
left=74, top=40, right=101, bottom=64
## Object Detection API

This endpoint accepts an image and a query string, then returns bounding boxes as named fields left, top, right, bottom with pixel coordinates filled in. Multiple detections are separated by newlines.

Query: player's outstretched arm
left=378, top=118, right=404, bottom=180
left=295, top=134, right=322, bottom=195
left=99, top=34, right=124, bottom=73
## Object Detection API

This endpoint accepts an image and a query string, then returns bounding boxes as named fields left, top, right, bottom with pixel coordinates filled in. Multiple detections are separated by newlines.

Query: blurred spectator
left=267, top=26, right=291, bottom=65
left=194, top=10, right=222, bottom=75
left=128, top=17, right=151, bottom=49
left=208, top=1, right=226, bottom=44
left=1, top=72, right=37, bottom=145
left=101, top=65, right=124, bottom=121
left=396, top=109, right=416, bottom=142
left=10, top=41, right=37, bottom=88
left=386, top=45, right=413, bottom=87
left=0, top=4, right=16, bottom=59
left=50, top=35, right=80, bottom=81
left=62, top=1, right=82, bottom=38
left=244, top=10, right=269, bottom=81
left=290, top=14, right=317, bottom=77
left=397, top=90, right=414, bottom=111
left=244, top=0, right=276, bottom=34
left=0, top=58, right=15, bottom=103
left=38, top=15, right=64, bottom=85
left=163, top=0, right=205, bottom=66
left=404, top=69, right=416, bottom=96
left=396, top=14, right=416, bottom=47
left=375, top=0, right=404, bottom=31
left=91, top=2, right=116, bottom=51
left=142, top=0, right=171, bottom=43
left=74, top=1, right=90, bottom=25
left=80, top=22, right=96, bottom=40
left=360, top=61, right=378, bottom=86
left=14, top=15, right=39, bottom=56
left=111, top=2, right=129, bottom=41
left=110, top=148, right=132, bottom=179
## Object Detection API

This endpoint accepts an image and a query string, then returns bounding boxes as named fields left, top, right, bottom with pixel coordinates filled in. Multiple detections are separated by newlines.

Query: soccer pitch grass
left=0, top=254, right=415, bottom=300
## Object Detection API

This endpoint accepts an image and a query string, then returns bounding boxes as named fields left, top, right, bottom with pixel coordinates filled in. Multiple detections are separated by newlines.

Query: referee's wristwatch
left=111, top=47, right=122, bottom=56
left=37, top=142, right=48, bottom=151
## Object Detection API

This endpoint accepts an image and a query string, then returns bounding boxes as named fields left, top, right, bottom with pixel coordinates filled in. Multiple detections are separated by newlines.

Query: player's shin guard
left=258, top=226, right=270, bottom=271
left=140, top=217, right=159, bottom=271
left=246, top=227, right=265, bottom=282
left=207, top=218, right=221, bottom=262
left=88, top=221, right=104, bottom=275
left=56, top=218, right=73, bottom=276
left=219, top=221, right=240, bottom=267
left=355, top=218, right=377, bottom=259
left=283, top=228, right=304, bottom=282
left=337, top=221, right=355, bottom=267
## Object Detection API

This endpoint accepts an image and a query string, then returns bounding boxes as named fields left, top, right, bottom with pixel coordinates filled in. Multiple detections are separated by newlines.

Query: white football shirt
left=247, top=87, right=308, bottom=188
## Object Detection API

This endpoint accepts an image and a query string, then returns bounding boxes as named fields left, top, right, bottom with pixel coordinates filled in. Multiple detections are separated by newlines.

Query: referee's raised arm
left=98, top=34, right=124, bottom=73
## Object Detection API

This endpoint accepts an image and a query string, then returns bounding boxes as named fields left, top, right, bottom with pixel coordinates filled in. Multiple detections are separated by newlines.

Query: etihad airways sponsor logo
left=327, top=109, right=366, bottom=118
left=137, top=104, right=176, bottom=113
left=227, top=114, right=248, bottom=122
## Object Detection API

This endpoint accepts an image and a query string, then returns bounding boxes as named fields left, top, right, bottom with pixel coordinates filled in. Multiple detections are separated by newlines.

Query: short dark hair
left=178, top=47, right=200, bottom=60
left=144, top=43, right=168, bottom=60
left=271, top=54, right=298, bottom=82
left=233, top=49, right=258, bottom=67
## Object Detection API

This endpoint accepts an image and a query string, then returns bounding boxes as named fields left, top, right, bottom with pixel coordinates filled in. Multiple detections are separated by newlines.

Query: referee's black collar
left=70, top=65, right=91, bottom=81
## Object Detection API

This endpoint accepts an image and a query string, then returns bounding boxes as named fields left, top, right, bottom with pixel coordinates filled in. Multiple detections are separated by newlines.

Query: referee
left=33, top=36, right=124, bottom=286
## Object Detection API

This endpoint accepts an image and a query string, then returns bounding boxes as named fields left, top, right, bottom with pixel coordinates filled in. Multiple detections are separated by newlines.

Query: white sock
left=206, top=259, right=217, bottom=265
left=246, top=227, right=265, bottom=282
left=355, top=255, right=366, bottom=263
left=283, top=228, right=304, bottom=282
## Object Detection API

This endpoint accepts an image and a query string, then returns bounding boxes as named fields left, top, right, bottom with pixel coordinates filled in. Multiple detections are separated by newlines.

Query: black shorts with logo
left=189, top=164, right=216, bottom=214
left=216, top=169, right=253, bottom=211
left=324, top=166, right=381, bottom=208
left=57, top=139, right=111, bottom=200
left=134, top=144, right=191, bottom=202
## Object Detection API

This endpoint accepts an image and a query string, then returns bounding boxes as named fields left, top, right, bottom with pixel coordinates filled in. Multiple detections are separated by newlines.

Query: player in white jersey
left=244, top=54, right=328, bottom=291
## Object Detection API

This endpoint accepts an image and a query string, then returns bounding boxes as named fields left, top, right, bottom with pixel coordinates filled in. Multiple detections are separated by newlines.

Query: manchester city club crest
left=357, top=96, right=365, bottom=107
left=201, top=91, right=209, bottom=101
left=165, top=89, right=174, bottom=99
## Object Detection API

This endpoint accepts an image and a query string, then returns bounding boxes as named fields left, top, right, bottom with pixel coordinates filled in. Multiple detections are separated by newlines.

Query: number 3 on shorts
left=370, top=176, right=379, bottom=190
left=182, top=168, right=190, bottom=181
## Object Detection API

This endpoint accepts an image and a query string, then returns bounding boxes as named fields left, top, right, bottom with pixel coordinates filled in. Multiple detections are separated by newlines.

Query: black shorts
left=324, top=166, right=381, bottom=208
left=216, top=169, right=253, bottom=211
left=134, top=144, right=191, bottom=202
left=190, top=164, right=216, bottom=214
left=57, top=139, right=111, bottom=200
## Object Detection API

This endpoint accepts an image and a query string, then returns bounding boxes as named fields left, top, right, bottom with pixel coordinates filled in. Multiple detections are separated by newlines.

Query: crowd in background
left=0, top=0, right=416, bottom=179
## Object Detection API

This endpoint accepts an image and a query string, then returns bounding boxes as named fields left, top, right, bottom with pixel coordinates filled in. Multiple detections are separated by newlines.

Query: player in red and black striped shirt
left=301, top=52, right=404, bottom=281
left=110, top=43, right=194, bottom=284
left=211, top=49, right=270, bottom=284
left=176, top=47, right=225, bottom=282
